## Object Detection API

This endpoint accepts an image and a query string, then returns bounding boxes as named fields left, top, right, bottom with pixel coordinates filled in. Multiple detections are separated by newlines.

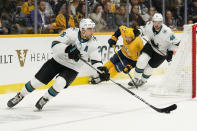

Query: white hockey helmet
left=79, top=18, right=95, bottom=31
left=152, top=13, right=163, bottom=22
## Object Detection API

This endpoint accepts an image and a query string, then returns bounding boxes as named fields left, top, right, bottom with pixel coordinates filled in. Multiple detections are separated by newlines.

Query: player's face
left=125, top=36, right=134, bottom=44
left=84, top=28, right=94, bottom=39
left=153, top=21, right=162, bottom=31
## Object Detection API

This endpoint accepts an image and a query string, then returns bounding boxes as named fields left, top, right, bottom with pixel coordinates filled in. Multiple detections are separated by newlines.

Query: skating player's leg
left=104, top=61, right=118, bottom=78
left=7, top=58, right=63, bottom=108
left=7, top=77, right=44, bottom=108
left=35, top=67, right=78, bottom=110
left=128, top=52, right=150, bottom=86
left=35, top=76, right=66, bottom=110
left=141, top=64, right=153, bottom=84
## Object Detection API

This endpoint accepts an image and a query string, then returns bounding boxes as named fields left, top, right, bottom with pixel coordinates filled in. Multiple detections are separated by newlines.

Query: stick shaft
left=113, top=46, right=138, bottom=88
left=80, top=57, right=174, bottom=113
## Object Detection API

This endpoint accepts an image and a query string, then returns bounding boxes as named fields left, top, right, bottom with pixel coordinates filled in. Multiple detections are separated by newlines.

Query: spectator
left=74, top=2, right=86, bottom=27
left=89, top=4, right=107, bottom=32
left=188, top=0, right=197, bottom=23
left=0, top=18, right=9, bottom=34
left=139, top=0, right=150, bottom=16
left=108, top=0, right=116, bottom=13
left=142, top=6, right=157, bottom=22
left=54, top=0, right=67, bottom=16
left=103, top=2, right=117, bottom=31
left=129, top=4, right=145, bottom=28
left=90, top=0, right=106, bottom=13
left=151, top=0, right=162, bottom=13
left=111, top=0, right=120, bottom=7
left=21, top=0, right=35, bottom=16
left=115, top=5, right=127, bottom=27
left=0, top=12, right=11, bottom=34
left=12, top=7, right=27, bottom=34
left=165, top=10, right=178, bottom=30
left=70, top=0, right=80, bottom=15
left=128, top=0, right=140, bottom=14
left=26, top=0, right=52, bottom=33
left=51, top=4, right=75, bottom=33
left=45, top=0, right=55, bottom=18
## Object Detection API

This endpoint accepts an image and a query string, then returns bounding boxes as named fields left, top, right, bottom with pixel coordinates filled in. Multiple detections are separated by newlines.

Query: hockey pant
left=20, top=58, right=78, bottom=100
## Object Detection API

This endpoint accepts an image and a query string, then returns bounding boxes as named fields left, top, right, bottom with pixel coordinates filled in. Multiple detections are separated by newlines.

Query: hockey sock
left=109, top=66, right=118, bottom=78
left=134, top=67, right=144, bottom=79
left=104, top=60, right=114, bottom=70
left=20, top=77, right=44, bottom=97
left=43, top=87, right=59, bottom=100
left=20, top=81, right=35, bottom=97
left=43, top=76, right=66, bottom=100
left=141, top=73, right=150, bottom=82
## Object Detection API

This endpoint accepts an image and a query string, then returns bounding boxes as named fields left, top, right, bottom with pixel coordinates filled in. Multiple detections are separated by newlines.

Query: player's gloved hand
left=108, top=39, right=116, bottom=47
left=123, top=65, right=131, bottom=74
left=166, top=50, right=173, bottom=62
left=133, top=28, right=140, bottom=37
left=97, top=66, right=110, bottom=81
left=65, top=45, right=81, bottom=61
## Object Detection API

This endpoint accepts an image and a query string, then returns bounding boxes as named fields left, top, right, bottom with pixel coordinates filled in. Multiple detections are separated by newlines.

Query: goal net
left=151, top=24, right=196, bottom=98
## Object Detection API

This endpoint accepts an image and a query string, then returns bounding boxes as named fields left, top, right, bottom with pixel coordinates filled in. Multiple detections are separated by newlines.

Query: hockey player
left=7, top=18, right=110, bottom=110
left=128, top=13, right=180, bottom=87
left=90, top=25, right=144, bottom=84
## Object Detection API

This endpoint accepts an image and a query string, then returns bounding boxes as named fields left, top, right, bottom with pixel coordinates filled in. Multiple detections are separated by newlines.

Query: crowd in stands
left=0, top=0, right=196, bottom=34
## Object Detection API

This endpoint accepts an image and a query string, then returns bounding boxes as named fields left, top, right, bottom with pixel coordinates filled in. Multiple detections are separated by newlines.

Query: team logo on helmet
left=79, top=18, right=95, bottom=31
left=152, top=13, right=163, bottom=22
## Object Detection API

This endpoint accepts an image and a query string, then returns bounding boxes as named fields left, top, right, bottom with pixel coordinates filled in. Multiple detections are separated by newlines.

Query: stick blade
left=158, top=104, right=177, bottom=113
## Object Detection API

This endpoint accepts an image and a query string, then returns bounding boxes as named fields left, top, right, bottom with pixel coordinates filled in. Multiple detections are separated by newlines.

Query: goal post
left=192, top=24, right=196, bottom=98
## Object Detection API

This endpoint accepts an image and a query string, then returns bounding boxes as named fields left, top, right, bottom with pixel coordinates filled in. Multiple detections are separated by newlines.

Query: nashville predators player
left=90, top=25, right=144, bottom=84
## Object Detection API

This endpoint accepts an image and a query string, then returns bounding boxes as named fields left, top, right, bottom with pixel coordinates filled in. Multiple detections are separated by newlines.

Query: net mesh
left=151, top=24, right=196, bottom=98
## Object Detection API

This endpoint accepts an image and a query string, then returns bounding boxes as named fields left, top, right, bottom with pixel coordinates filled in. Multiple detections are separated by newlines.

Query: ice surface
left=0, top=78, right=196, bottom=131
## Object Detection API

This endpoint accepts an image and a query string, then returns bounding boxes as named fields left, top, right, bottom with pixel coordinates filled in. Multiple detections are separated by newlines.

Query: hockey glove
left=133, top=28, right=140, bottom=37
left=123, top=65, right=132, bottom=74
left=108, top=39, right=116, bottom=47
left=166, top=50, right=173, bottom=62
left=97, top=66, right=110, bottom=81
left=65, top=45, right=81, bottom=61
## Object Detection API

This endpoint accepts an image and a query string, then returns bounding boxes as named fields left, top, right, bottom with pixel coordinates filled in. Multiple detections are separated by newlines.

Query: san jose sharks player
left=7, top=18, right=110, bottom=110
left=128, top=13, right=180, bottom=87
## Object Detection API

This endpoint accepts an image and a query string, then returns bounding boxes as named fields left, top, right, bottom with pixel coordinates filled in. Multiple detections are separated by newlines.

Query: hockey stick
left=112, top=45, right=138, bottom=89
left=80, top=57, right=177, bottom=113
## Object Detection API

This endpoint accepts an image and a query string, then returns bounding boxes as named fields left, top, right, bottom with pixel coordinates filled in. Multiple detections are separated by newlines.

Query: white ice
left=0, top=78, right=197, bottom=131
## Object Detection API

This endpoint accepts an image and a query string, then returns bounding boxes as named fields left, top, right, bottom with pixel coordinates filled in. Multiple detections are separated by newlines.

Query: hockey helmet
left=152, top=13, right=163, bottom=22
left=125, top=28, right=135, bottom=39
left=79, top=18, right=95, bottom=31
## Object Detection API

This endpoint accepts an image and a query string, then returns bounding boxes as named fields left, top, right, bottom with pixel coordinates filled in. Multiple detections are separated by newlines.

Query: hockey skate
left=35, top=97, right=49, bottom=111
left=7, top=93, right=24, bottom=108
left=128, top=78, right=146, bottom=88
left=89, top=77, right=102, bottom=84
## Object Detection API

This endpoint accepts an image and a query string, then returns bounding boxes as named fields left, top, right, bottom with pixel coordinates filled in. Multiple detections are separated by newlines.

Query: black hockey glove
left=166, top=50, right=173, bottom=62
left=108, top=39, right=116, bottom=47
left=97, top=66, right=110, bottom=81
left=133, top=28, right=140, bottom=37
left=123, top=65, right=131, bottom=74
left=65, top=45, right=81, bottom=62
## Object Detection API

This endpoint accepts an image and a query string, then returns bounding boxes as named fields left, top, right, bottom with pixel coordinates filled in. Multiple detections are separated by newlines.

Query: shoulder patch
left=60, top=32, right=66, bottom=37
left=93, top=36, right=97, bottom=40
left=170, top=34, right=175, bottom=41
left=163, top=29, right=167, bottom=34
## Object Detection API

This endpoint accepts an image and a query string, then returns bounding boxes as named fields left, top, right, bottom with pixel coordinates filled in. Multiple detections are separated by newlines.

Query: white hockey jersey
left=51, top=28, right=103, bottom=72
left=140, top=21, right=180, bottom=56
